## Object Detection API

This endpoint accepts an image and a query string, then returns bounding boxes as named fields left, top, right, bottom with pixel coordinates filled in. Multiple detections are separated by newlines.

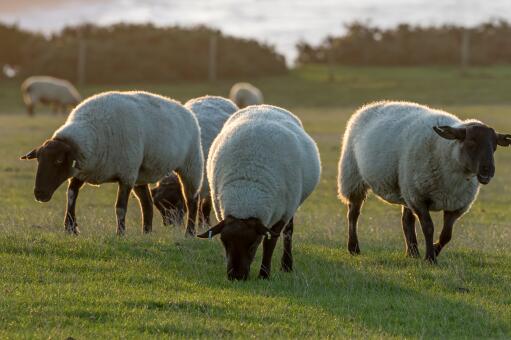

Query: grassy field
left=0, top=66, right=510, bottom=338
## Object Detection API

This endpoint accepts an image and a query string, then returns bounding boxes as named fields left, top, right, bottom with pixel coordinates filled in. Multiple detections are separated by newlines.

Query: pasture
left=0, top=66, right=510, bottom=338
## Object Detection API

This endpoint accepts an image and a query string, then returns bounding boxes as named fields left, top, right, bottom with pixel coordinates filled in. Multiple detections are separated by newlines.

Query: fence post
left=208, top=34, right=218, bottom=82
left=208, top=33, right=218, bottom=81
left=461, top=29, right=470, bottom=71
left=77, top=38, right=87, bottom=85
left=326, top=37, right=335, bottom=82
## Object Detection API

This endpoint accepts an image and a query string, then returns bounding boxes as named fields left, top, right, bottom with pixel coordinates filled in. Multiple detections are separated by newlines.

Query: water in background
left=1, top=0, right=510, bottom=63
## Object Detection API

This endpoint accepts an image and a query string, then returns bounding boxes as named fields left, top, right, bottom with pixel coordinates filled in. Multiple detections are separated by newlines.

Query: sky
left=1, top=0, right=510, bottom=63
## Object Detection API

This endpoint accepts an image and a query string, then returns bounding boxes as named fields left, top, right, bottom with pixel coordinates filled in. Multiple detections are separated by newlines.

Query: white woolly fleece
left=229, top=82, right=263, bottom=108
left=53, top=91, right=203, bottom=198
left=338, top=101, right=480, bottom=213
left=208, top=104, right=321, bottom=227
left=184, top=95, right=238, bottom=197
left=21, top=76, right=81, bottom=106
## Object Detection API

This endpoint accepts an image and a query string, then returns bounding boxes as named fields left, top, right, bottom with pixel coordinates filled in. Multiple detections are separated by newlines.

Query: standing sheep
left=21, top=76, right=81, bottom=116
left=21, top=91, right=203, bottom=236
left=151, top=95, right=238, bottom=226
left=338, top=101, right=511, bottom=263
left=229, top=82, right=263, bottom=108
left=198, top=105, right=321, bottom=280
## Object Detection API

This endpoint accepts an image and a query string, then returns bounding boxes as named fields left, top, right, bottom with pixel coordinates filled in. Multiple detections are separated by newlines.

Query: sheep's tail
left=337, top=132, right=367, bottom=205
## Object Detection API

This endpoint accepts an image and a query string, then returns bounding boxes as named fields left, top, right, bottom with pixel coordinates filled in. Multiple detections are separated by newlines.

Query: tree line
left=0, top=23, right=287, bottom=83
left=296, top=20, right=511, bottom=66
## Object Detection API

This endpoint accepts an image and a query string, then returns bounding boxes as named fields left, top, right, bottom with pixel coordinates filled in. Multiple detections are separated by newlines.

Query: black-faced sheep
left=198, top=105, right=321, bottom=280
left=338, top=101, right=511, bottom=263
left=21, top=91, right=203, bottom=236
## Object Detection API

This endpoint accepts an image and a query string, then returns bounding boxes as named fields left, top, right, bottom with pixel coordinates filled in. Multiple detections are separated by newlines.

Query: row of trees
left=296, top=20, right=511, bottom=66
left=0, top=23, right=287, bottom=83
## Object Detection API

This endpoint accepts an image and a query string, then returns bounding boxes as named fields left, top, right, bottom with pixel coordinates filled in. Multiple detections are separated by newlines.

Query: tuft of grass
left=0, top=66, right=510, bottom=338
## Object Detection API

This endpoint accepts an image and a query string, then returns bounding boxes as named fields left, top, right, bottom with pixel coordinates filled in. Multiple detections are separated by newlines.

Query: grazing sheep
left=21, top=91, right=203, bottom=236
left=229, top=82, right=263, bottom=108
left=198, top=105, right=321, bottom=280
left=21, top=76, right=81, bottom=116
left=151, top=95, right=238, bottom=227
left=338, top=101, right=511, bottom=263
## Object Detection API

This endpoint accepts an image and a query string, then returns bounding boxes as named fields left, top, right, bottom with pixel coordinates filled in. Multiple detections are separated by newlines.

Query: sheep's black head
left=20, top=138, right=76, bottom=202
left=151, top=174, right=185, bottom=225
left=433, top=123, right=511, bottom=185
left=197, top=216, right=278, bottom=280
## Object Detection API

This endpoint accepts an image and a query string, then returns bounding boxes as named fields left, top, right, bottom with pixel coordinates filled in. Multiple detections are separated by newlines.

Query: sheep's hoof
left=433, top=242, right=443, bottom=256
left=116, top=228, right=126, bottom=236
left=258, top=270, right=270, bottom=280
left=425, top=254, right=437, bottom=264
left=184, top=228, right=195, bottom=237
left=406, top=245, right=420, bottom=258
left=280, top=264, right=293, bottom=272
left=64, top=223, right=80, bottom=235
left=348, top=242, right=360, bottom=255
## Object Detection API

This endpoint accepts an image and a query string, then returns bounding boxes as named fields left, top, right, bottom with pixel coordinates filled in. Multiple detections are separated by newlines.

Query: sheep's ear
left=433, top=126, right=466, bottom=141
left=496, top=133, right=511, bottom=147
left=20, top=148, right=37, bottom=160
left=197, top=220, right=225, bottom=239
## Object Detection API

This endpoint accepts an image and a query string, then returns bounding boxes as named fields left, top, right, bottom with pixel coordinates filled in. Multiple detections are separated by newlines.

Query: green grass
left=1, top=65, right=511, bottom=338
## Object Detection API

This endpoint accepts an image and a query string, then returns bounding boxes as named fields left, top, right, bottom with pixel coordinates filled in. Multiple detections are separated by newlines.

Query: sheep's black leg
left=64, top=177, right=84, bottom=235
left=347, top=199, right=363, bottom=255
left=26, top=104, right=34, bottom=116
left=259, top=220, right=286, bottom=279
left=402, top=206, right=419, bottom=258
left=174, top=171, right=199, bottom=236
left=184, top=195, right=199, bottom=236
left=414, top=208, right=436, bottom=264
left=199, top=198, right=212, bottom=226
left=134, top=184, right=153, bottom=234
left=434, top=210, right=463, bottom=257
left=115, top=182, right=132, bottom=236
left=281, top=218, right=294, bottom=272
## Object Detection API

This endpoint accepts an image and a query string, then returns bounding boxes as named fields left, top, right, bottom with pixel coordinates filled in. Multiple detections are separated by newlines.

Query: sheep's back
left=56, top=91, right=199, bottom=185
left=208, top=106, right=320, bottom=227
left=345, top=101, right=463, bottom=203
left=22, top=76, right=79, bottom=103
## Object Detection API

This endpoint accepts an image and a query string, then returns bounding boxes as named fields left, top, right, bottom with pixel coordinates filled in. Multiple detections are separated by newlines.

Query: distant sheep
left=151, top=95, right=238, bottom=226
left=229, top=82, right=263, bottom=108
left=21, top=76, right=81, bottom=116
left=21, top=91, right=203, bottom=236
left=338, top=101, right=511, bottom=263
left=198, top=105, right=321, bottom=280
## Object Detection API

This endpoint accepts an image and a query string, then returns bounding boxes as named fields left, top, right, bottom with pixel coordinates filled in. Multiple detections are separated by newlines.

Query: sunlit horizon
left=1, top=0, right=511, bottom=62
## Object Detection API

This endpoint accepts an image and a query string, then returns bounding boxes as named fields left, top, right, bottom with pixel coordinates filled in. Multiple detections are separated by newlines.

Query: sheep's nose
left=34, top=189, right=51, bottom=202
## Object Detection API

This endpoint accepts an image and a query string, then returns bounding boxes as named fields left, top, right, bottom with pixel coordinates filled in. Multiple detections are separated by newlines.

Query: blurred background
left=1, top=0, right=511, bottom=86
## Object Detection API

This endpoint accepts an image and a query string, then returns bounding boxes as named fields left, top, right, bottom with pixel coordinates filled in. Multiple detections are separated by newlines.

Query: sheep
left=21, top=76, right=82, bottom=116
left=151, top=95, right=238, bottom=227
left=20, top=91, right=203, bottom=236
left=197, top=104, right=321, bottom=280
left=229, top=82, right=263, bottom=108
left=338, top=101, right=511, bottom=263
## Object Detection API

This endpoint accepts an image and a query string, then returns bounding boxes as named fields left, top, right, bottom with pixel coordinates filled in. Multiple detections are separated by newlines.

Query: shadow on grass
left=2, top=231, right=509, bottom=337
